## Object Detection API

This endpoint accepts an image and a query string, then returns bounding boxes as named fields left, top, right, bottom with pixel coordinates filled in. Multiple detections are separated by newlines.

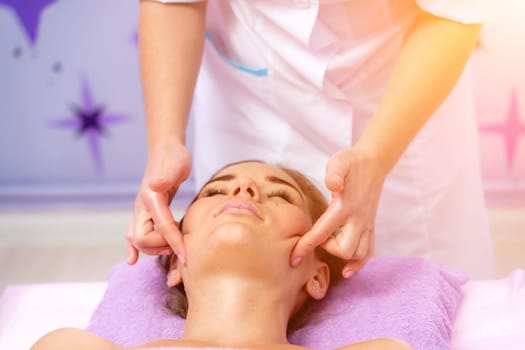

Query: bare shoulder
left=335, top=338, right=414, bottom=350
left=136, top=339, right=312, bottom=350
left=31, top=327, right=124, bottom=350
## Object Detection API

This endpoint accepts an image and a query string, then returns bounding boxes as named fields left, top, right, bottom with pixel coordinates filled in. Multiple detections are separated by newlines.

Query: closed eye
left=202, top=187, right=226, bottom=197
left=268, top=190, right=293, bottom=203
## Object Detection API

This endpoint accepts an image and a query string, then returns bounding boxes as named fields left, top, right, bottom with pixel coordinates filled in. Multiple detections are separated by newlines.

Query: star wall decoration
left=480, top=87, right=525, bottom=172
left=48, top=78, right=130, bottom=174
left=0, top=0, right=57, bottom=46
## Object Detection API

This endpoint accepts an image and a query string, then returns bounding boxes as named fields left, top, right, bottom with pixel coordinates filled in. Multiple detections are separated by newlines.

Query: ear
left=305, top=262, right=330, bottom=300
left=166, top=254, right=183, bottom=288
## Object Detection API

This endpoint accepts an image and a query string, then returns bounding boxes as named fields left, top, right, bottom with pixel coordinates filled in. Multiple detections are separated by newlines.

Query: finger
left=148, top=147, right=192, bottom=193
left=128, top=223, right=172, bottom=257
left=128, top=208, right=154, bottom=238
left=148, top=157, right=190, bottom=194
left=127, top=209, right=172, bottom=261
left=134, top=231, right=172, bottom=250
left=352, top=228, right=371, bottom=261
left=128, top=214, right=156, bottom=249
left=125, top=222, right=139, bottom=264
left=157, top=219, right=186, bottom=264
left=140, top=218, right=154, bottom=237
left=149, top=176, right=176, bottom=193
left=342, top=259, right=367, bottom=278
left=127, top=243, right=139, bottom=265
left=147, top=197, right=186, bottom=263
left=325, top=150, right=352, bottom=193
left=291, top=199, right=345, bottom=265
left=321, top=221, right=362, bottom=260
left=138, top=246, right=172, bottom=256
left=342, top=230, right=374, bottom=278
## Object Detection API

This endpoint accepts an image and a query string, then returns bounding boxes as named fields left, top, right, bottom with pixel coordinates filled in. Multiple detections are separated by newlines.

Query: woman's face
left=180, top=161, right=317, bottom=283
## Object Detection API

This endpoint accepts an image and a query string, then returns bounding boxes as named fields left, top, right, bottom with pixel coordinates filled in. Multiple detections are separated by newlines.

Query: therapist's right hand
left=125, top=143, right=192, bottom=265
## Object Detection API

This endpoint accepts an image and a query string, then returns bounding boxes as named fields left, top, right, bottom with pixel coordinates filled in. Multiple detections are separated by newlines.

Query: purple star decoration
left=0, top=0, right=56, bottom=45
left=49, top=78, right=130, bottom=174
left=480, top=87, right=525, bottom=172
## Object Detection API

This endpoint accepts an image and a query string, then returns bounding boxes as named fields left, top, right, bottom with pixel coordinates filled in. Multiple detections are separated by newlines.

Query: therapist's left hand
left=290, top=147, right=387, bottom=278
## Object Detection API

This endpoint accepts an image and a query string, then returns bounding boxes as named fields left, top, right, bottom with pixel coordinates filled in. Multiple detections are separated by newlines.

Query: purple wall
left=0, top=1, right=523, bottom=208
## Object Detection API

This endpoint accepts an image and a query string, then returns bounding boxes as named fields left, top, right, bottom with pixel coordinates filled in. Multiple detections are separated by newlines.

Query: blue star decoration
left=48, top=78, right=130, bottom=174
left=0, top=0, right=56, bottom=46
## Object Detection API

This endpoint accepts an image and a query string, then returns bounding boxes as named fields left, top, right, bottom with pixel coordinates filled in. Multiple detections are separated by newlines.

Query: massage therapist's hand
left=291, top=147, right=387, bottom=278
left=126, top=143, right=191, bottom=265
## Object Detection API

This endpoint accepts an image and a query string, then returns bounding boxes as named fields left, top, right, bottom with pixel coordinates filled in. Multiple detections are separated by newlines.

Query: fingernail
left=292, top=256, right=303, bottom=267
left=159, top=249, right=172, bottom=255
left=343, top=268, right=354, bottom=279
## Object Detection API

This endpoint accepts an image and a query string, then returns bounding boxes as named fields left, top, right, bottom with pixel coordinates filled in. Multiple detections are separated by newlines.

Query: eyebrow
left=203, top=174, right=235, bottom=187
left=202, top=173, right=304, bottom=199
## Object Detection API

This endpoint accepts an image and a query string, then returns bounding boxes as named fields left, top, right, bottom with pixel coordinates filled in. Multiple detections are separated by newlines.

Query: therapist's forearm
left=355, top=11, right=482, bottom=173
left=139, top=0, right=207, bottom=153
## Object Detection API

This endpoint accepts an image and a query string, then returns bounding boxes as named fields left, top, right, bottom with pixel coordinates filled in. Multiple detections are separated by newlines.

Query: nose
left=229, top=176, right=260, bottom=200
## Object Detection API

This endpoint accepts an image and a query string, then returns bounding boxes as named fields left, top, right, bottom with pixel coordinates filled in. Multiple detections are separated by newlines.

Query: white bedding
left=0, top=283, right=107, bottom=349
left=1, top=270, right=524, bottom=350
left=450, top=269, right=525, bottom=349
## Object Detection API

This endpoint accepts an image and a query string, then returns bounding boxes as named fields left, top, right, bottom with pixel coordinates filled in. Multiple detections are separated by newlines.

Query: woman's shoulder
left=335, top=338, right=414, bottom=350
left=31, top=327, right=124, bottom=350
left=137, top=340, right=311, bottom=350
left=137, top=338, right=413, bottom=350
left=32, top=331, right=413, bottom=350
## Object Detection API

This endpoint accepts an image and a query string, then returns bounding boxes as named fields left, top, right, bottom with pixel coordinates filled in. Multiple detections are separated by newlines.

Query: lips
left=216, top=199, right=263, bottom=220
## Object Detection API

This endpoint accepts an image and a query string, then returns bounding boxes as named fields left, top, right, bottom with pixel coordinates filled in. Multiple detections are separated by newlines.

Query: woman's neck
left=181, top=275, right=294, bottom=348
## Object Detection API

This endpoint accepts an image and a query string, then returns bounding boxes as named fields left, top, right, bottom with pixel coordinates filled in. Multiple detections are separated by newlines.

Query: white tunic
left=151, top=0, right=496, bottom=278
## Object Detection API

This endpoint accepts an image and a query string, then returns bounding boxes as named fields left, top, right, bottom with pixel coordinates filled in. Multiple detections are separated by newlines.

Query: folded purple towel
left=87, top=256, right=467, bottom=350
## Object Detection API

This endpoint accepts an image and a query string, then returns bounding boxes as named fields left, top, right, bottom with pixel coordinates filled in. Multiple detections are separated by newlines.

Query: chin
left=191, top=223, right=280, bottom=275
left=209, top=221, right=263, bottom=249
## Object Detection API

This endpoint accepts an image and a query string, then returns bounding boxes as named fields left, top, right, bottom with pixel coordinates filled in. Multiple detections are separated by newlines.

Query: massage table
left=1, top=269, right=524, bottom=350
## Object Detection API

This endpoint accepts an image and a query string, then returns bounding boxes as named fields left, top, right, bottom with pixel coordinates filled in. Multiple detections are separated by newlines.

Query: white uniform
left=153, top=0, right=495, bottom=279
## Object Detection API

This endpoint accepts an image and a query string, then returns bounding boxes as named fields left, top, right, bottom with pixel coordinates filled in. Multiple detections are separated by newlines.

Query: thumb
left=149, top=176, right=176, bottom=193
left=325, top=150, right=352, bottom=193
left=147, top=149, right=192, bottom=193
left=148, top=162, right=188, bottom=193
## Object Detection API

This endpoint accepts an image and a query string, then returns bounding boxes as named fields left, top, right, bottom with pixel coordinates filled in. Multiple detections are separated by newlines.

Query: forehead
left=213, top=162, right=300, bottom=187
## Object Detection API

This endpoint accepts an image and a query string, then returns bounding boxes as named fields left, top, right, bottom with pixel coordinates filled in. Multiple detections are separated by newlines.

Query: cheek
left=279, top=210, right=312, bottom=235
left=180, top=209, right=213, bottom=259
left=180, top=203, right=212, bottom=235
left=284, top=253, right=319, bottom=294
left=270, top=209, right=313, bottom=270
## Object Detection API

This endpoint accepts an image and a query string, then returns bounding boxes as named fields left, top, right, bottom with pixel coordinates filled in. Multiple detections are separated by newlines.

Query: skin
left=126, top=0, right=205, bottom=265
left=33, top=162, right=413, bottom=350
left=127, top=0, right=482, bottom=278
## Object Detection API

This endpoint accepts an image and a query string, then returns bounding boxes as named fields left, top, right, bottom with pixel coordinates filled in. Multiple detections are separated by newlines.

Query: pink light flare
left=479, top=87, right=525, bottom=172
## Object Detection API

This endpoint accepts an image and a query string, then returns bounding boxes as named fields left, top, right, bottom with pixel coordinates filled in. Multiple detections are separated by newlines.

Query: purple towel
left=87, top=256, right=467, bottom=350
